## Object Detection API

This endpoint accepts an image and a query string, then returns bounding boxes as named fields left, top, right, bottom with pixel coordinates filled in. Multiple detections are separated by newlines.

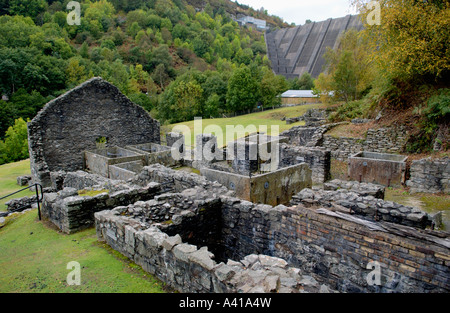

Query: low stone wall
left=132, top=164, right=234, bottom=196
left=201, top=163, right=312, bottom=206
left=290, top=188, right=432, bottom=229
left=406, top=158, right=450, bottom=194
left=322, top=135, right=364, bottom=160
left=5, top=195, right=38, bottom=213
left=50, top=170, right=125, bottom=192
left=322, top=127, right=409, bottom=160
left=126, top=143, right=181, bottom=168
left=41, top=182, right=161, bottom=234
left=279, top=144, right=331, bottom=183
left=280, top=122, right=346, bottom=148
left=324, top=179, right=385, bottom=199
left=95, top=205, right=331, bottom=293
left=281, top=126, right=326, bottom=147
left=109, top=161, right=143, bottom=181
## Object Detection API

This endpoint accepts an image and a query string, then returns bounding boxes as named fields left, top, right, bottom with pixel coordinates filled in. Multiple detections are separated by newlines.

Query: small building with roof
left=280, top=90, right=320, bottom=105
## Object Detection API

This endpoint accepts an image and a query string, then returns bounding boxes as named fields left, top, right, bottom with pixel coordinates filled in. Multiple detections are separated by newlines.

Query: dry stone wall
left=290, top=187, right=433, bottom=229
left=406, top=158, right=450, bottom=194
left=322, top=127, right=409, bottom=160
left=95, top=191, right=450, bottom=293
left=279, top=144, right=331, bottom=183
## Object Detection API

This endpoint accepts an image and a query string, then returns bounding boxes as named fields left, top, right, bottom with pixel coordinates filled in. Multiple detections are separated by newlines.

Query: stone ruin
left=23, top=78, right=449, bottom=293
left=27, top=77, right=160, bottom=187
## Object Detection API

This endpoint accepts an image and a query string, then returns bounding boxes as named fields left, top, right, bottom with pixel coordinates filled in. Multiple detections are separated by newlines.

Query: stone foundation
left=95, top=192, right=332, bottom=293
left=95, top=190, right=450, bottom=293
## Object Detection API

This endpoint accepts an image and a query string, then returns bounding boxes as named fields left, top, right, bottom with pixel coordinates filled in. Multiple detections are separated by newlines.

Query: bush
left=329, top=99, right=372, bottom=122
left=0, top=118, right=29, bottom=165
left=423, top=89, right=450, bottom=123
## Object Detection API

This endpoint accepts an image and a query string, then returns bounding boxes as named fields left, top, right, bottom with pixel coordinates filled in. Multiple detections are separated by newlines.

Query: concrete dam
left=265, top=15, right=364, bottom=79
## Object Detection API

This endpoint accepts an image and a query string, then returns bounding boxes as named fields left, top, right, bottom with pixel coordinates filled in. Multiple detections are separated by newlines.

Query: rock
left=258, top=255, right=288, bottom=268
left=162, top=234, right=182, bottom=251
left=407, top=212, right=426, bottom=222
left=299, top=275, right=319, bottom=287
left=188, top=247, right=215, bottom=270
left=173, top=243, right=197, bottom=263
left=263, top=274, right=280, bottom=292
left=214, top=263, right=235, bottom=281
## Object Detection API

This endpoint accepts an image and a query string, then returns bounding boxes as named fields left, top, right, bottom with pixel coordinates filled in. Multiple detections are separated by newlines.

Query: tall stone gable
left=27, top=77, right=160, bottom=187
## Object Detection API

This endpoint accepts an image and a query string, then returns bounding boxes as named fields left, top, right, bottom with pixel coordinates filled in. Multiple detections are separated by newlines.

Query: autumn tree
left=314, top=28, right=374, bottom=102
left=352, top=0, right=450, bottom=83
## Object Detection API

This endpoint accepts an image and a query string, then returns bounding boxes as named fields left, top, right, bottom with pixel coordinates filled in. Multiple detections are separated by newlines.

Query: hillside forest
left=0, top=0, right=448, bottom=165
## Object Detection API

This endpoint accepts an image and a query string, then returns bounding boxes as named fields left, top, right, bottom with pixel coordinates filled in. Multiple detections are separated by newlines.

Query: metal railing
left=0, top=183, right=44, bottom=220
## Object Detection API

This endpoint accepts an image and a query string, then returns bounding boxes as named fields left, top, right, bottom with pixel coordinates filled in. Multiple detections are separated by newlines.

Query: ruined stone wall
left=133, top=164, right=234, bottom=196
left=289, top=188, right=432, bottom=229
left=92, top=183, right=449, bottom=293
left=322, top=127, right=409, bottom=160
left=27, top=77, right=160, bottom=187
left=280, top=126, right=326, bottom=147
left=200, top=163, right=312, bottom=206
left=41, top=182, right=161, bottom=234
left=279, top=144, right=331, bottom=183
left=406, top=158, right=450, bottom=194
left=95, top=206, right=331, bottom=293
left=220, top=197, right=449, bottom=293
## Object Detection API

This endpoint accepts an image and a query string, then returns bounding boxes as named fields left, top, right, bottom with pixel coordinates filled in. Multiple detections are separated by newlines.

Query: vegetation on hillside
left=0, top=0, right=300, bottom=164
left=315, top=0, right=449, bottom=153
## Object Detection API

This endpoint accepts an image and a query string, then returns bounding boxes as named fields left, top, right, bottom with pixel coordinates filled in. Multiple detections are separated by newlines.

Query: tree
left=66, top=57, right=87, bottom=86
left=8, top=0, right=47, bottom=20
left=226, top=65, right=261, bottom=113
left=260, top=68, right=288, bottom=109
left=290, top=72, right=314, bottom=90
left=0, top=117, right=29, bottom=165
left=353, top=0, right=450, bottom=83
left=314, top=29, right=373, bottom=102
left=193, top=30, right=214, bottom=58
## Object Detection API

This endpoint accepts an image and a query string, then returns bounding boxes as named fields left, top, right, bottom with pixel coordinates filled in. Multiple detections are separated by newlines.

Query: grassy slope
left=0, top=211, right=166, bottom=292
left=0, top=161, right=166, bottom=293
left=167, top=104, right=326, bottom=148
left=0, top=159, right=35, bottom=212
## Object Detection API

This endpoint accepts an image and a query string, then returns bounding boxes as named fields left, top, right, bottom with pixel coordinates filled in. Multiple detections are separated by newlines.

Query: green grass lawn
left=0, top=211, right=167, bottom=292
left=0, top=159, right=35, bottom=212
left=0, top=160, right=167, bottom=293
left=166, top=103, right=325, bottom=148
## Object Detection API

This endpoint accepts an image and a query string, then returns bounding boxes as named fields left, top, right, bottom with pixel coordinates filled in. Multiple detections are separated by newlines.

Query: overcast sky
left=236, top=0, right=358, bottom=25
